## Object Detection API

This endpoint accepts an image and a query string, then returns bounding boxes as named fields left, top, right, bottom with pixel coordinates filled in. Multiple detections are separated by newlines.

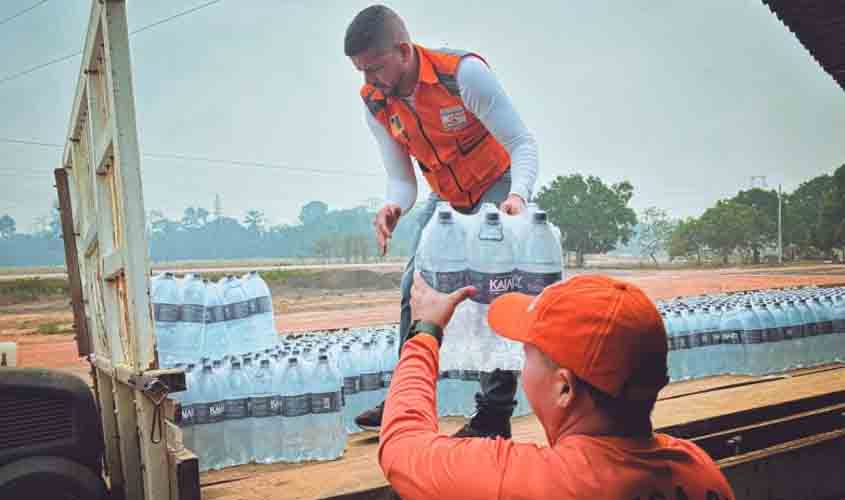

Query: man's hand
left=410, top=272, right=476, bottom=329
left=500, top=193, right=526, bottom=215
left=374, top=203, right=402, bottom=256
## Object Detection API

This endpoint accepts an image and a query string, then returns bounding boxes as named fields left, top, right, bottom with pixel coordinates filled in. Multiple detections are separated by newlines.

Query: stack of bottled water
left=151, top=271, right=278, bottom=367
left=659, top=286, right=845, bottom=380
left=416, top=202, right=564, bottom=374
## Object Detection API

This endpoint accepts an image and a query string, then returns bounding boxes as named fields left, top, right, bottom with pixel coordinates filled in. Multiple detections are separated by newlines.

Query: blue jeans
left=398, top=171, right=517, bottom=417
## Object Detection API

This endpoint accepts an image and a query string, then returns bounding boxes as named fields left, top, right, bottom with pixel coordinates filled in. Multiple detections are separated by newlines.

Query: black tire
left=0, top=456, right=108, bottom=500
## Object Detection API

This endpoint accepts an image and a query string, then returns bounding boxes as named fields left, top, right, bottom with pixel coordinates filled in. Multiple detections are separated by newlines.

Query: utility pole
left=778, top=184, right=783, bottom=264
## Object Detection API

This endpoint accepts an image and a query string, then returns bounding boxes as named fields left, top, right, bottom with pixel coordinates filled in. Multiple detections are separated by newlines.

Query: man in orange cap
left=378, top=273, right=735, bottom=499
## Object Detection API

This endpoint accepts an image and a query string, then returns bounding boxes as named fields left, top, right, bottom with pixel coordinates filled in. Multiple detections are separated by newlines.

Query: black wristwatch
left=408, top=320, right=444, bottom=347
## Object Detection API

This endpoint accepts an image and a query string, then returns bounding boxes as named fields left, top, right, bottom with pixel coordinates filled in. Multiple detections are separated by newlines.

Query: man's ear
left=555, top=368, right=577, bottom=409
left=397, top=41, right=414, bottom=63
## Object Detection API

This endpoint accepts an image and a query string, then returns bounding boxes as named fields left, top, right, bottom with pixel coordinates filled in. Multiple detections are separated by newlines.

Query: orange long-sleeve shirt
left=378, top=334, right=736, bottom=500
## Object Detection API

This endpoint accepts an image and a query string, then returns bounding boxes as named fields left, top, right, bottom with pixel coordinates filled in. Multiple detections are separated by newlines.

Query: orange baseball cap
left=488, top=274, right=669, bottom=400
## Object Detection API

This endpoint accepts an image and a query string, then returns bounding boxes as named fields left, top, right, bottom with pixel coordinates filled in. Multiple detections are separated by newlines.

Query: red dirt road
left=6, top=266, right=845, bottom=378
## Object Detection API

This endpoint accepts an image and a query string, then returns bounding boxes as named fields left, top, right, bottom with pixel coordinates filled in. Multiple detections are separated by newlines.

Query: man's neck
left=396, top=45, right=419, bottom=98
left=551, top=411, right=651, bottom=445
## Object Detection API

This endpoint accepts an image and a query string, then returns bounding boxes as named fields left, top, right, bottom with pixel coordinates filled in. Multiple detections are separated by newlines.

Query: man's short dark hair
left=344, top=5, right=409, bottom=57
left=576, top=377, right=656, bottom=438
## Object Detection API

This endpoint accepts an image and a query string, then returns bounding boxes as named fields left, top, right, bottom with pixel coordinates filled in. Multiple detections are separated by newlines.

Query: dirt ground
left=2, top=264, right=844, bottom=380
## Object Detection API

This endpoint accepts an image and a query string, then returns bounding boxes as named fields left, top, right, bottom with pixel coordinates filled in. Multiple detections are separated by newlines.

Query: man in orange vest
left=376, top=273, right=736, bottom=499
left=345, top=4, right=540, bottom=438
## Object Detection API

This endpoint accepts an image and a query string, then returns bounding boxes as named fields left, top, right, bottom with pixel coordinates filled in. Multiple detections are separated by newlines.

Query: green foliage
left=0, top=277, right=69, bottom=303
left=668, top=218, right=705, bottom=264
left=536, top=174, right=637, bottom=266
left=638, top=206, right=675, bottom=265
left=0, top=215, right=15, bottom=239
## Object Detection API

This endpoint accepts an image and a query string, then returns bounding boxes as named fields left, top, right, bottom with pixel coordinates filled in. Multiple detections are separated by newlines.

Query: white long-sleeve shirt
left=366, top=56, right=539, bottom=213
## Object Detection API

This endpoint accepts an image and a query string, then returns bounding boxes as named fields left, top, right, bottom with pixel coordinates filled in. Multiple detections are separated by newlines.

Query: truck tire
left=0, top=455, right=107, bottom=500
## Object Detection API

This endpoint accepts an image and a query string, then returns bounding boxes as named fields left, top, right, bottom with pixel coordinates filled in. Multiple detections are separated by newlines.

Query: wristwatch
left=408, top=320, right=444, bottom=347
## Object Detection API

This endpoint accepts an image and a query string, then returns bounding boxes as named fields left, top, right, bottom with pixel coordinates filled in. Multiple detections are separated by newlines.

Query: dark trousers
left=397, top=171, right=517, bottom=417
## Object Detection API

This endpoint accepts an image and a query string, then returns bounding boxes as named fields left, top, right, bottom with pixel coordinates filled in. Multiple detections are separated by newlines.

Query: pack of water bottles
left=659, top=286, right=845, bottom=380
left=416, top=202, right=564, bottom=373
left=151, top=271, right=279, bottom=366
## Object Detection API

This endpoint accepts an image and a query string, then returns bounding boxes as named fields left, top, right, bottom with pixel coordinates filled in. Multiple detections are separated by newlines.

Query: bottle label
left=224, top=398, right=248, bottom=420
left=381, top=371, right=393, bottom=387
left=270, top=395, right=284, bottom=415
left=444, top=369, right=462, bottom=379
left=154, top=303, right=181, bottom=322
left=360, top=373, right=382, bottom=392
left=204, top=305, right=225, bottom=324
left=742, top=329, right=764, bottom=344
left=697, top=332, right=712, bottom=347
left=515, top=270, right=562, bottom=296
left=225, top=300, right=251, bottom=321
left=819, top=321, right=834, bottom=335
left=676, top=335, right=690, bottom=350
left=343, top=376, right=360, bottom=395
left=193, top=403, right=210, bottom=425
left=310, top=391, right=342, bottom=414
left=766, top=328, right=784, bottom=342
left=194, top=401, right=225, bottom=425
left=667, top=337, right=676, bottom=351
left=688, top=333, right=703, bottom=348
left=467, top=270, right=515, bottom=304
left=255, top=296, right=273, bottom=314
left=249, top=396, right=274, bottom=418
left=421, top=270, right=467, bottom=294
left=462, top=370, right=481, bottom=381
left=181, top=304, right=205, bottom=323
left=178, top=403, right=194, bottom=427
left=282, top=394, right=310, bottom=417
left=835, top=319, right=845, bottom=333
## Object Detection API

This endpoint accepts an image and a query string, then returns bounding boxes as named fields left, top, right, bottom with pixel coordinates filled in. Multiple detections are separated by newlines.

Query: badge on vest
left=389, top=114, right=405, bottom=137
left=440, top=106, right=468, bottom=131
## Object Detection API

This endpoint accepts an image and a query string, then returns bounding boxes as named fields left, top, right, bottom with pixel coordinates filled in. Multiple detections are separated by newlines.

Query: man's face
left=351, top=46, right=406, bottom=97
left=522, top=343, right=569, bottom=443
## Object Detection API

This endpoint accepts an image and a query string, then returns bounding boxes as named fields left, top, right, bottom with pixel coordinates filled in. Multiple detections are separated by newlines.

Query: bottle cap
left=533, top=211, right=548, bottom=223
left=319, top=354, right=329, bottom=362
left=438, top=211, right=453, bottom=221
left=485, top=212, right=500, bottom=223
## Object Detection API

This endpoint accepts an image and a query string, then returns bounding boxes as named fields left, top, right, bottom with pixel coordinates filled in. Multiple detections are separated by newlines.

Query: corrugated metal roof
left=763, top=0, right=845, bottom=92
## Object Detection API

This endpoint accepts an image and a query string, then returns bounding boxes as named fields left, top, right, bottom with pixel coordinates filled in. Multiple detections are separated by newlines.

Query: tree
left=785, top=174, right=834, bottom=258
left=299, top=201, right=328, bottom=226
left=821, top=164, right=845, bottom=259
left=536, top=174, right=637, bottom=267
left=638, top=207, right=674, bottom=266
left=730, top=188, right=778, bottom=263
left=313, top=236, right=333, bottom=263
left=0, top=214, right=15, bottom=239
left=699, top=200, right=758, bottom=264
left=668, top=217, right=705, bottom=264
left=244, top=210, right=266, bottom=233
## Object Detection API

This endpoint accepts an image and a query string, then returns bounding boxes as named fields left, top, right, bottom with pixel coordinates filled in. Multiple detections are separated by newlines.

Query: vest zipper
left=400, top=100, right=468, bottom=202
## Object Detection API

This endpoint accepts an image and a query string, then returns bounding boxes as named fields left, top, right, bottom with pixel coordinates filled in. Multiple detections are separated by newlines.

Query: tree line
left=1, top=163, right=842, bottom=268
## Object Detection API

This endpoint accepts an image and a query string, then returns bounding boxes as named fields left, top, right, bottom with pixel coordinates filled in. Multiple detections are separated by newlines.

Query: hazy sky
left=1, top=0, right=843, bottom=232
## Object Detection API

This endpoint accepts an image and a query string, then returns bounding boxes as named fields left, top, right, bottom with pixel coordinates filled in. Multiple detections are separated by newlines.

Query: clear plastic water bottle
left=243, top=271, right=277, bottom=351
left=175, top=274, right=207, bottom=365
left=172, top=363, right=196, bottom=453
left=279, top=357, right=309, bottom=463
left=223, top=360, right=252, bottom=467
left=338, top=344, right=363, bottom=433
left=718, top=304, right=745, bottom=375
left=467, top=210, right=515, bottom=372
left=380, top=338, right=398, bottom=401
left=222, top=275, right=255, bottom=355
left=358, top=342, right=382, bottom=413
left=515, top=211, right=563, bottom=296
left=152, top=272, right=181, bottom=367
left=203, top=279, right=228, bottom=361
left=813, top=296, right=836, bottom=364
left=309, top=354, right=345, bottom=460
left=797, top=299, right=822, bottom=366
left=193, top=362, right=227, bottom=471
left=783, top=299, right=808, bottom=368
left=250, top=359, right=277, bottom=464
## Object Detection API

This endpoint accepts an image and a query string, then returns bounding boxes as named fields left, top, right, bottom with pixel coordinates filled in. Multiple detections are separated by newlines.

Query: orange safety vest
left=361, top=45, right=511, bottom=209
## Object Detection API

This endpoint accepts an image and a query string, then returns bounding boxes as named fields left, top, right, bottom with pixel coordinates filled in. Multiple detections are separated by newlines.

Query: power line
left=0, top=137, right=381, bottom=178
left=0, top=0, right=224, bottom=87
left=0, top=0, right=49, bottom=27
